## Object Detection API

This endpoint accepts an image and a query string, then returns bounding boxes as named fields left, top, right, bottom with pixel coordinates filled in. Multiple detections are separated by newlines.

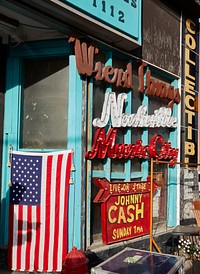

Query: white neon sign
left=93, top=92, right=177, bottom=128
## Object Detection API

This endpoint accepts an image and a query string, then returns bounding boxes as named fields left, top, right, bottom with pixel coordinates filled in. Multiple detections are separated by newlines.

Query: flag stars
left=10, top=154, right=42, bottom=206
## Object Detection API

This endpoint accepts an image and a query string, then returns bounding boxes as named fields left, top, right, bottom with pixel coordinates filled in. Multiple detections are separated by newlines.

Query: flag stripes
left=8, top=150, right=72, bottom=272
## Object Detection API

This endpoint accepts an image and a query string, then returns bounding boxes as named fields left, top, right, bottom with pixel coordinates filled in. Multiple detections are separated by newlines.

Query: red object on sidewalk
left=60, top=246, right=89, bottom=274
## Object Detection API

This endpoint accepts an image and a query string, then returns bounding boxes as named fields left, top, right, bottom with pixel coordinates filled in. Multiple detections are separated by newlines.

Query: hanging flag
left=8, top=150, right=73, bottom=272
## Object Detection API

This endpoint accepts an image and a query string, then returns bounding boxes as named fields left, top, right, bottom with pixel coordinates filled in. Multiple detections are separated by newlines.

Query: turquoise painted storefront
left=0, top=40, right=84, bottom=250
left=0, top=38, right=178, bottom=250
left=0, top=1, right=183, bottom=267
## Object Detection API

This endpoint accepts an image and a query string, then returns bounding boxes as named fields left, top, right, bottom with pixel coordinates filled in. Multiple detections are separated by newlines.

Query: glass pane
left=147, top=73, right=171, bottom=228
left=91, top=51, right=107, bottom=242
left=131, top=127, right=142, bottom=172
left=91, top=181, right=102, bottom=242
left=92, top=79, right=106, bottom=171
left=111, top=128, right=126, bottom=172
left=148, top=73, right=171, bottom=143
left=152, top=164, right=168, bottom=228
left=111, top=57, right=128, bottom=172
left=21, top=58, right=69, bottom=149
left=92, top=51, right=107, bottom=170
left=131, top=64, right=142, bottom=172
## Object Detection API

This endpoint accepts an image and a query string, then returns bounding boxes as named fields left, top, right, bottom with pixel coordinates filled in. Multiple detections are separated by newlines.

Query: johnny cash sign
left=93, top=177, right=157, bottom=244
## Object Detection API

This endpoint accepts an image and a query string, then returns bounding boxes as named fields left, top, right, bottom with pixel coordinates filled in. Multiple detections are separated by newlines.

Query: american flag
left=8, top=150, right=72, bottom=272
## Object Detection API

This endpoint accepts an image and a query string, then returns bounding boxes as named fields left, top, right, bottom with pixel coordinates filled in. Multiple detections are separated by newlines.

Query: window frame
left=86, top=49, right=179, bottom=248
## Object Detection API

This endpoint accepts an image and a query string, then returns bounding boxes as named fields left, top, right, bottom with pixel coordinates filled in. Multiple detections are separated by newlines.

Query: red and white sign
left=93, top=178, right=157, bottom=244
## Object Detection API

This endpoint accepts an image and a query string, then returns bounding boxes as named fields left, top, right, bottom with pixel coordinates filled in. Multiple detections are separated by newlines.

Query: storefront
left=0, top=0, right=199, bottom=272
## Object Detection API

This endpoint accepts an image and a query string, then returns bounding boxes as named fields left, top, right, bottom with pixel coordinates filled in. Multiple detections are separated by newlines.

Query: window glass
left=91, top=51, right=106, bottom=241
left=131, top=64, right=142, bottom=172
left=92, top=52, right=106, bottom=170
left=90, top=52, right=143, bottom=244
left=111, top=128, right=126, bottom=173
left=21, top=58, right=69, bottom=149
left=148, top=73, right=172, bottom=228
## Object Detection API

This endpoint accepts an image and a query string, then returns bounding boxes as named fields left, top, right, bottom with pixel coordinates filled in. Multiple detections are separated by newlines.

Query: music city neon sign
left=85, top=128, right=178, bottom=166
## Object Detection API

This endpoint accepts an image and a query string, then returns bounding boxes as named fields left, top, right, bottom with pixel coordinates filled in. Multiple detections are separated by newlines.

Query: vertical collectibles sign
left=181, top=18, right=199, bottom=164
left=64, top=0, right=141, bottom=40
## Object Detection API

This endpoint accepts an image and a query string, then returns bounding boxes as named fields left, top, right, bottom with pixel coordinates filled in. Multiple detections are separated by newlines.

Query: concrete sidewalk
left=1, top=259, right=200, bottom=273
left=0, top=263, right=199, bottom=274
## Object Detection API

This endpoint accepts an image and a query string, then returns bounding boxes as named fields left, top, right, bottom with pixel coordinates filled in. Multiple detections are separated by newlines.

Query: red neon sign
left=86, top=128, right=178, bottom=166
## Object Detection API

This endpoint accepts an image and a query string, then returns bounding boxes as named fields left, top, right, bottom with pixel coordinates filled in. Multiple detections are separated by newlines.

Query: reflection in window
left=131, top=75, right=142, bottom=172
left=90, top=53, right=143, bottom=244
left=148, top=73, right=172, bottom=229
left=92, top=79, right=106, bottom=171
left=111, top=128, right=126, bottom=173
left=21, top=58, right=69, bottom=149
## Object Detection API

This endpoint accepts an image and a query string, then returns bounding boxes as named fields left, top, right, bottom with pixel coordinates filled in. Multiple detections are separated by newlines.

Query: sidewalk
left=0, top=254, right=200, bottom=274
left=0, top=262, right=198, bottom=274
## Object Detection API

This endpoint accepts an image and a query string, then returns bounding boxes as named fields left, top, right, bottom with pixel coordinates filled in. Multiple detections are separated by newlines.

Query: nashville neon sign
left=85, top=128, right=178, bottom=166
left=93, top=92, right=177, bottom=128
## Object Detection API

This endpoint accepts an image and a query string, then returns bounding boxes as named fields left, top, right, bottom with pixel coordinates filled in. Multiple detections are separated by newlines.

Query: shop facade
left=0, top=0, right=199, bottom=272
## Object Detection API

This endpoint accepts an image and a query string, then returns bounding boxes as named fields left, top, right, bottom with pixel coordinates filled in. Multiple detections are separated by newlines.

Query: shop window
left=148, top=73, right=172, bottom=230
left=90, top=52, right=143, bottom=244
left=20, top=58, right=69, bottom=149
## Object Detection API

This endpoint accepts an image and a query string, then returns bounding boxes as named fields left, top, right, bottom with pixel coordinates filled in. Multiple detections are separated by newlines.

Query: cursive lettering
left=93, top=92, right=177, bottom=128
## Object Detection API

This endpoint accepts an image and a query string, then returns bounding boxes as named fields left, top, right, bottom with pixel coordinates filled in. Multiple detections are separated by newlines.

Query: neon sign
left=85, top=128, right=178, bottom=166
left=68, top=36, right=180, bottom=108
left=93, top=92, right=177, bottom=128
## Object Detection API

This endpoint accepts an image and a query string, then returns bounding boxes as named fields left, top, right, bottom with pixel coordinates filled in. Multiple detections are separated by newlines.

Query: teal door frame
left=0, top=39, right=83, bottom=250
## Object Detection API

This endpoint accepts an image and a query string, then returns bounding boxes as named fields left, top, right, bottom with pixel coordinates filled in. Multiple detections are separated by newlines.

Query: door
left=0, top=39, right=83, bottom=248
